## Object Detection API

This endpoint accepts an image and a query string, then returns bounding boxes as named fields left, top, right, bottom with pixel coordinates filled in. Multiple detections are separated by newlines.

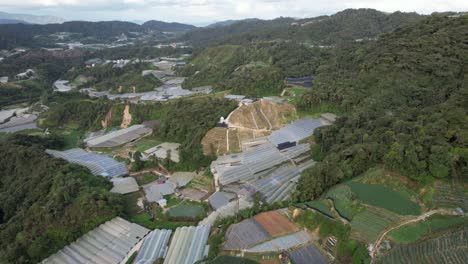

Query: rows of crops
left=346, top=181, right=421, bottom=215
left=433, top=182, right=468, bottom=210
left=378, top=228, right=468, bottom=264
left=351, top=206, right=403, bottom=242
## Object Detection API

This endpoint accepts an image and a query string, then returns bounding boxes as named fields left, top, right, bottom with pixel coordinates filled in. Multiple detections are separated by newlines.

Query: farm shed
left=254, top=210, right=299, bottom=237
left=164, top=225, right=211, bottom=264
left=0, top=76, right=8, bottom=83
left=143, top=142, right=180, bottom=163
left=41, top=217, right=150, bottom=264
left=287, top=245, right=329, bottom=264
left=224, top=94, right=246, bottom=100
left=320, top=113, right=337, bottom=124
left=223, top=218, right=271, bottom=251
left=208, top=191, right=237, bottom=210
left=86, top=125, right=153, bottom=148
left=46, top=148, right=128, bottom=178
left=246, top=231, right=312, bottom=253
left=192, top=86, right=213, bottom=94
left=268, top=118, right=324, bottom=146
left=110, top=177, right=139, bottom=194
left=143, top=182, right=176, bottom=202
left=135, top=229, right=172, bottom=264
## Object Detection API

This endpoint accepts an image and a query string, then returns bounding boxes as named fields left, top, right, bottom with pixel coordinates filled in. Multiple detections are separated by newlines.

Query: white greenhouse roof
left=86, top=125, right=152, bottom=148
left=135, top=229, right=172, bottom=264
left=46, top=148, right=128, bottom=178
left=41, top=217, right=150, bottom=264
left=163, top=225, right=211, bottom=264
left=110, top=177, right=139, bottom=194
left=268, top=118, right=324, bottom=146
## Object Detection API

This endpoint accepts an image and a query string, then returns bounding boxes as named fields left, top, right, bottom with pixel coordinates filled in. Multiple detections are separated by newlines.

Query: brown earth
left=229, top=101, right=296, bottom=130
left=254, top=211, right=299, bottom=237
left=120, top=104, right=132, bottom=128
left=201, top=101, right=294, bottom=156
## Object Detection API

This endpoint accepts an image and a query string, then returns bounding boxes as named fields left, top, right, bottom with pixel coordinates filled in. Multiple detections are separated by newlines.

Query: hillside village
left=0, top=7, right=467, bottom=264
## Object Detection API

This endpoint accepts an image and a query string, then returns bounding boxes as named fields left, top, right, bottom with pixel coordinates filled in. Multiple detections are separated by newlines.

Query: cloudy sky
left=0, top=0, right=467, bottom=25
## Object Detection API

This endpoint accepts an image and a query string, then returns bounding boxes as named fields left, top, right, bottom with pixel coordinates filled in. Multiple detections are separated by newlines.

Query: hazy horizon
left=0, top=0, right=467, bottom=26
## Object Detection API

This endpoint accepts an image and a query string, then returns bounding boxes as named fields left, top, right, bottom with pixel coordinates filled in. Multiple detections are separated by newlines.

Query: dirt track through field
left=370, top=208, right=465, bottom=263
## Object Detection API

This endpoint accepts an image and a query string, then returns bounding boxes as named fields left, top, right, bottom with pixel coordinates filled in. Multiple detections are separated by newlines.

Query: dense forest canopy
left=0, top=135, right=122, bottom=263
left=181, top=9, right=424, bottom=47
left=179, top=42, right=324, bottom=96
left=296, top=15, right=468, bottom=201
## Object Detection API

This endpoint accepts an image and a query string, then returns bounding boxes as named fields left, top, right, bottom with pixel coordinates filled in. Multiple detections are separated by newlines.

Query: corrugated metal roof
left=110, top=177, right=139, bottom=194
left=164, top=225, right=211, bottom=264
left=223, top=219, right=271, bottom=251
left=143, top=182, right=176, bottom=202
left=46, top=148, right=128, bottom=178
left=246, top=231, right=312, bottom=253
left=41, top=217, right=150, bottom=264
left=135, top=229, right=172, bottom=264
left=86, top=125, right=152, bottom=148
left=287, top=244, right=329, bottom=264
left=208, top=192, right=237, bottom=210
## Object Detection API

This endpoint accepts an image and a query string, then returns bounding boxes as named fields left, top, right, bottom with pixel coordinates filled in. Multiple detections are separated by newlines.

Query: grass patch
left=346, top=181, right=421, bottom=215
left=326, top=185, right=361, bottom=221
left=388, top=215, right=468, bottom=244
left=295, top=209, right=350, bottom=240
left=168, top=205, right=205, bottom=219
left=305, top=201, right=334, bottom=218
left=133, top=173, right=159, bottom=186
left=133, top=138, right=162, bottom=152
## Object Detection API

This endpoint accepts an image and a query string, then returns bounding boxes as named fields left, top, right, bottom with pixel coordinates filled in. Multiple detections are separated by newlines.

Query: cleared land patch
left=254, top=211, right=299, bottom=237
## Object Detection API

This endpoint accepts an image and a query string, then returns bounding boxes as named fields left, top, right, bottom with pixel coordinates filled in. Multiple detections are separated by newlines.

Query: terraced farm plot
left=346, top=181, right=421, bottom=215
left=201, top=127, right=241, bottom=155
left=378, top=228, right=468, bottom=264
left=229, top=101, right=295, bottom=130
left=433, top=182, right=468, bottom=210
left=351, top=206, right=403, bottom=242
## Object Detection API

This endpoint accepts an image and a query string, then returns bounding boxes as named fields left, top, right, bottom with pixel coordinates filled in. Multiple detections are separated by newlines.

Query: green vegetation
left=168, top=205, right=205, bottom=220
left=65, top=62, right=162, bottom=93
left=350, top=207, right=402, bottom=242
left=297, top=15, right=468, bottom=202
left=346, top=182, right=421, bottom=215
left=326, top=185, right=361, bottom=221
left=305, top=201, right=334, bottom=218
left=133, top=173, right=158, bottom=186
left=205, top=256, right=259, bottom=264
left=295, top=209, right=370, bottom=263
left=179, top=42, right=323, bottom=97
left=0, top=136, right=122, bottom=263
left=389, top=215, right=468, bottom=244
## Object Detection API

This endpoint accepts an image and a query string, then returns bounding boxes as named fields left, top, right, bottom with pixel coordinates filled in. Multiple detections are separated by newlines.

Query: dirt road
left=370, top=208, right=463, bottom=263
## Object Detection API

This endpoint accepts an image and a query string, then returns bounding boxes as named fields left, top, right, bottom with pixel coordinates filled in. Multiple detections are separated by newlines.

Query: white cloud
left=0, top=0, right=466, bottom=24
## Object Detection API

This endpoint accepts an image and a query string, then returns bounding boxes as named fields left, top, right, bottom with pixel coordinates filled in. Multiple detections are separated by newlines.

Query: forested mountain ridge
left=178, top=42, right=324, bottom=96
left=181, top=9, right=425, bottom=46
left=0, top=136, right=123, bottom=263
left=296, top=14, right=468, bottom=200
left=0, top=20, right=196, bottom=49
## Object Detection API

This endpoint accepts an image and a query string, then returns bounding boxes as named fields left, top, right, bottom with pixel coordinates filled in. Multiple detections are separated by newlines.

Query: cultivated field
left=168, top=205, right=205, bottom=219
left=346, top=181, right=421, bottom=215
left=305, top=201, right=334, bottom=218
left=433, top=182, right=468, bottom=210
left=378, top=228, right=468, bottom=264
left=350, top=206, right=403, bottom=242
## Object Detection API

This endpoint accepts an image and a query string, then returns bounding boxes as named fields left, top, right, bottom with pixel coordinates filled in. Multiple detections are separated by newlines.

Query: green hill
left=296, top=14, right=468, bottom=201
